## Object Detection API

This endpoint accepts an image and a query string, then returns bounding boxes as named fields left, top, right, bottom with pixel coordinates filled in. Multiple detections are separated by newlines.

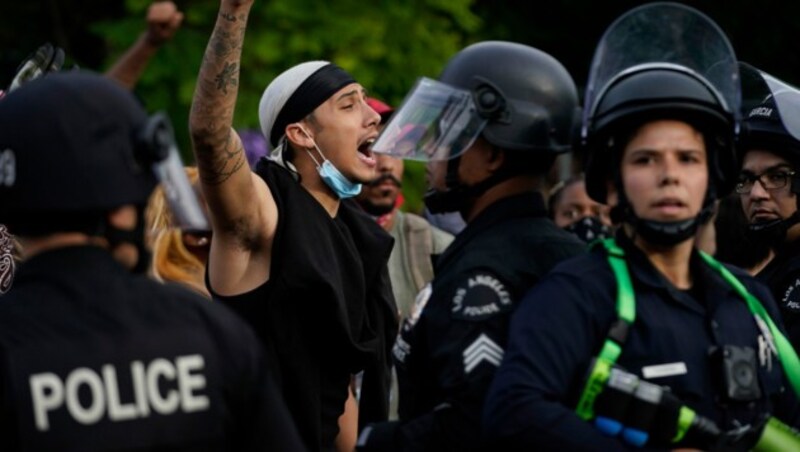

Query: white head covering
left=259, top=61, right=330, bottom=146
left=258, top=61, right=330, bottom=175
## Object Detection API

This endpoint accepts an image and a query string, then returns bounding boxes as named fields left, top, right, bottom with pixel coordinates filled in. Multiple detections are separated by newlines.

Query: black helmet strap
left=747, top=210, right=800, bottom=249
left=611, top=173, right=717, bottom=247
left=101, top=205, right=150, bottom=274
left=424, top=150, right=520, bottom=214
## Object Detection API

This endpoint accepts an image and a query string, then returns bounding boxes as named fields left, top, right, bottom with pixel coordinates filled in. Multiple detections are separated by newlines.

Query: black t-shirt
left=211, top=160, right=397, bottom=452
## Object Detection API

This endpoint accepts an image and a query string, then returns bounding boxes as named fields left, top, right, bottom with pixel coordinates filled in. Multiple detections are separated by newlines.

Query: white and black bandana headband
left=268, top=63, right=355, bottom=147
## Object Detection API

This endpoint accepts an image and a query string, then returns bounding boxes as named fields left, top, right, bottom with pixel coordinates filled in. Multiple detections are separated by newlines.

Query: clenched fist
left=145, top=1, right=184, bottom=46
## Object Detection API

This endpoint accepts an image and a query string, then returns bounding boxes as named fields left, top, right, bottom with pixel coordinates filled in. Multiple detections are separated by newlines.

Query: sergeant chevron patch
left=463, top=334, right=503, bottom=374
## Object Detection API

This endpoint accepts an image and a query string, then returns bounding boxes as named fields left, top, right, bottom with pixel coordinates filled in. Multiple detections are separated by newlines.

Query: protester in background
left=0, top=71, right=304, bottom=451
left=145, top=166, right=211, bottom=297
left=356, top=97, right=454, bottom=423
left=189, top=1, right=397, bottom=450
left=358, top=97, right=454, bottom=319
left=359, top=40, right=585, bottom=451
left=105, top=1, right=184, bottom=89
left=548, top=173, right=612, bottom=243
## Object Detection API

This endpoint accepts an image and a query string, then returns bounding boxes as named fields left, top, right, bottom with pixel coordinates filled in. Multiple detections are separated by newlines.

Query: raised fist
left=145, top=1, right=184, bottom=46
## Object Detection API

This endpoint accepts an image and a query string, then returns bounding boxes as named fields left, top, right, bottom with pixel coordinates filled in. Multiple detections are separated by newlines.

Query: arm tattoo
left=196, top=131, right=247, bottom=186
left=215, top=62, right=238, bottom=94
left=190, top=7, right=250, bottom=185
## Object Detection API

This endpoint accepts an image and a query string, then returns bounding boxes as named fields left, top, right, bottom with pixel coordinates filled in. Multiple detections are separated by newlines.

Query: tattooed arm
left=189, top=0, right=277, bottom=295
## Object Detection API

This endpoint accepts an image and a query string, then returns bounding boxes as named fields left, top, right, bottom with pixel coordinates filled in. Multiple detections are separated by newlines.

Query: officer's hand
left=145, top=1, right=184, bottom=46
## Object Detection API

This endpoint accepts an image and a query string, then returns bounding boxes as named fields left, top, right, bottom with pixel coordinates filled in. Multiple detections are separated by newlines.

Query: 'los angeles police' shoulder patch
left=780, top=277, right=800, bottom=313
left=451, top=272, right=512, bottom=321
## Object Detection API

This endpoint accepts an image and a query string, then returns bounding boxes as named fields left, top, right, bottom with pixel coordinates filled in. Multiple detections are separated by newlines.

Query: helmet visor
left=371, top=77, right=488, bottom=162
left=146, top=114, right=210, bottom=233
left=582, top=2, right=740, bottom=140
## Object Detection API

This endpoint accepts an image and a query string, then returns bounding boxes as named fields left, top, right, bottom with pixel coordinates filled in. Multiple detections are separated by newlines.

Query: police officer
left=737, top=63, right=800, bottom=351
left=0, top=72, right=304, bottom=451
left=484, top=4, right=800, bottom=451
left=358, top=41, right=586, bottom=450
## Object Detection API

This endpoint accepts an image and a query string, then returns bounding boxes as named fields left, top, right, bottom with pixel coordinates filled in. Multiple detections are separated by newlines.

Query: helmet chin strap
left=423, top=154, right=516, bottom=214
left=612, top=179, right=717, bottom=247
left=747, top=210, right=800, bottom=248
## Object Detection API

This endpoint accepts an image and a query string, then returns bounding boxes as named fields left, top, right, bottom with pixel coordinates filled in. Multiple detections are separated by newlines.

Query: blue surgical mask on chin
left=302, top=129, right=362, bottom=199
left=319, top=158, right=362, bottom=198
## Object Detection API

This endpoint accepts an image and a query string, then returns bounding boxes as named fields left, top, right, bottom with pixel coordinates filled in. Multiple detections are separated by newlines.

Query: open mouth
left=358, top=138, right=375, bottom=157
left=357, top=138, right=377, bottom=167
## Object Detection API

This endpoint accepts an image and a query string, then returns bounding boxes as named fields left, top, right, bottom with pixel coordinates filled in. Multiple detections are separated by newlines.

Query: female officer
left=484, top=3, right=800, bottom=451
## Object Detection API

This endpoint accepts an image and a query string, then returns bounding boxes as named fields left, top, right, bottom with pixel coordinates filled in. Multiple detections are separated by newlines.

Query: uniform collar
left=613, top=231, right=730, bottom=315
left=14, top=245, right=126, bottom=285
left=436, top=192, right=547, bottom=270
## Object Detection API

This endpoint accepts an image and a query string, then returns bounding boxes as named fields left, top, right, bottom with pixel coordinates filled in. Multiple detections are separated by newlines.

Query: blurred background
left=2, top=0, right=799, bottom=213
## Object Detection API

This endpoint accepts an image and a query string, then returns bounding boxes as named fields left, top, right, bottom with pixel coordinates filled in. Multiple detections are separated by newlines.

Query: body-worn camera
left=711, top=345, right=762, bottom=402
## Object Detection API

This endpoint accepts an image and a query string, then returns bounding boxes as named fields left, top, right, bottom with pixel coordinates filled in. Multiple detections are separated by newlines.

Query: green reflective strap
left=576, top=357, right=614, bottom=420
left=601, top=239, right=635, bottom=324
left=575, top=239, right=635, bottom=420
left=755, top=417, right=800, bottom=452
left=672, top=405, right=696, bottom=443
left=599, top=339, right=622, bottom=363
left=699, top=252, right=800, bottom=399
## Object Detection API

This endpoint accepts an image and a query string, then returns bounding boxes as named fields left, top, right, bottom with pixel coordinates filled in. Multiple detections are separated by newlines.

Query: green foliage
left=95, top=0, right=482, bottom=213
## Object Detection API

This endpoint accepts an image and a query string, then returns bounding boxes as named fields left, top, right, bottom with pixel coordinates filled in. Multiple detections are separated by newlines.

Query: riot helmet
left=581, top=2, right=740, bottom=246
left=0, top=72, right=206, bottom=271
left=738, top=63, right=800, bottom=243
left=372, top=40, right=579, bottom=213
left=739, top=63, right=800, bottom=168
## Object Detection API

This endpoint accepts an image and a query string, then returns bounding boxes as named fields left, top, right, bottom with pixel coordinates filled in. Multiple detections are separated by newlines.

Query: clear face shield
left=140, top=113, right=210, bottom=233
left=370, top=77, right=488, bottom=162
left=581, top=2, right=741, bottom=141
left=741, top=63, right=800, bottom=142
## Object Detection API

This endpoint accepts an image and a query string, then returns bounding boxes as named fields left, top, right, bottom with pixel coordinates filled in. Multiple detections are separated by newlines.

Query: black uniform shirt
left=485, top=232, right=800, bottom=450
left=757, top=238, right=800, bottom=351
left=361, top=192, right=586, bottom=451
left=0, top=245, right=304, bottom=451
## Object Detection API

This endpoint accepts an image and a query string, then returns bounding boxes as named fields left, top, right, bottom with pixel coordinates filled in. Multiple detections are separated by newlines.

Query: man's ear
left=285, top=123, right=315, bottom=149
left=485, top=144, right=505, bottom=172
left=107, top=205, right=138, bottom=231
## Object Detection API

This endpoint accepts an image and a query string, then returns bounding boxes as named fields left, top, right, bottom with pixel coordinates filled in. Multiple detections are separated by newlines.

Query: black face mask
left=564, top=216, right=613, bottom=243
left=104, top=207, right=150, bottom=274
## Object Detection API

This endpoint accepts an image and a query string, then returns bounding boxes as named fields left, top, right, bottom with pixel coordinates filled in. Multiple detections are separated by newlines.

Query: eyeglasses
left=735, top=170, right=796, bottom=194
